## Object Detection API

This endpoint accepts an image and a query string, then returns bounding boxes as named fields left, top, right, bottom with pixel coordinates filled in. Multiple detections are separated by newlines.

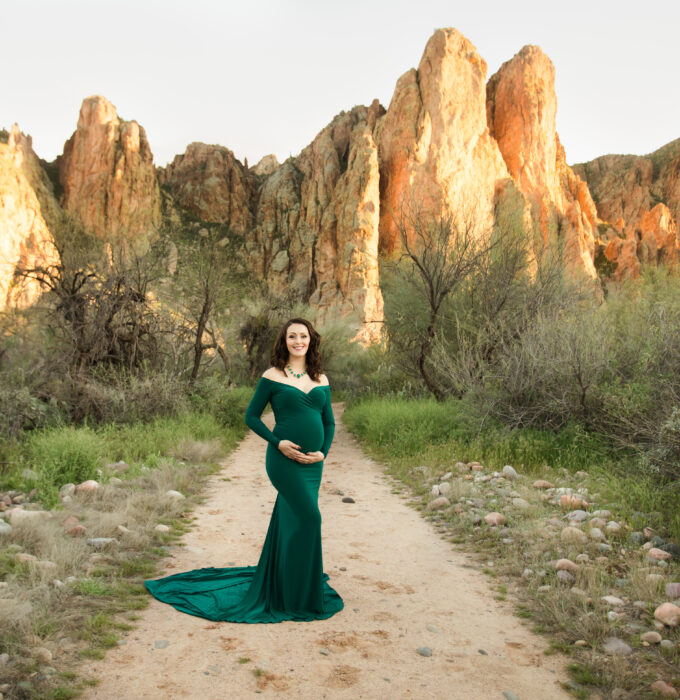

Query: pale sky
left=4, top=0, right=679, bottom=168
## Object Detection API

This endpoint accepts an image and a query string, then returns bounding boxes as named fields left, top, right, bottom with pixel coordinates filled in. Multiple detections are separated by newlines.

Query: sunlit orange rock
left=639, top=203, right=678, bottom=265
left=487, top=45, right=597, bottom=281
left=377, top=28, right=510, bottom=255
left=59, top=96, right=161, bottom=240
left=574, top=140, right=680, bottom=279
left=0, top=125, right=59, bottom=309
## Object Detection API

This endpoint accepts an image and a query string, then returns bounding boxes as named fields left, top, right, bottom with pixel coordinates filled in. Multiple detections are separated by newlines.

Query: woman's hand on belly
left=296, top=450, right=324, bottom=464
left=277, top=439, right=304, bottom=461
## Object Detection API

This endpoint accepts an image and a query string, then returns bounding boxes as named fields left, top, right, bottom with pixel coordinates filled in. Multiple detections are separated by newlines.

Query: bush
left=483, top=306, right=615, bottom=430
left=0, top=386, right=56, bottom=439
left=189, top=376, right=253, bottom=428
left=70, top=370, right=190, bottom=424
left=26, top=427, right=103, bottom=505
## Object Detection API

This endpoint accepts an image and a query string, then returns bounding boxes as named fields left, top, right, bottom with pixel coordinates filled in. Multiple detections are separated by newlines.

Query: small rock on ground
left=650, top=680, right=679, bottom=698
left=640, top=631, right=662, bottom=644
left=427, top=497, right=450, bottom=511
left=655, top=603, right=680, bottom=627
left=603, top=637, right=632, bottom=656
left=502, top=465, right=519, bottom=480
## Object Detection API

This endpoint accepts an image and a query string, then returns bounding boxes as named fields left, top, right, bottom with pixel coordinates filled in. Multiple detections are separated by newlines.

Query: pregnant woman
left=144, top=317, right=344, bottom=622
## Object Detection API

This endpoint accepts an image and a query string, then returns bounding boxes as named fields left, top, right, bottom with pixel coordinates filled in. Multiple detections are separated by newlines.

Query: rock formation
left=58, top=96, right=161, bottom=241
left=246, top=102, right=385, bottom=342
left=7, top=27, right=679, bottom=330
left=486, top=45, right=598, bottom=280
left=574, top=140, right=680, bottom=279
left=251, top=155, right=280, bottom=177
left=377, top=29, right=510, bottom=255
left=0, top=125, right=59, bottom=308
left=159, top=143, right=256, bottom=231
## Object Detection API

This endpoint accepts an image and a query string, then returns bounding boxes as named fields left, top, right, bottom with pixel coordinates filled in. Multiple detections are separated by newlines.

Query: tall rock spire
left=58, top=95, right=161, bottom=241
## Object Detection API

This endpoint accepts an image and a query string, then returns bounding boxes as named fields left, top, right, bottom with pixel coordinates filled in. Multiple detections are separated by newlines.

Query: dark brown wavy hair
left=270, top=317, right=323, bottom=381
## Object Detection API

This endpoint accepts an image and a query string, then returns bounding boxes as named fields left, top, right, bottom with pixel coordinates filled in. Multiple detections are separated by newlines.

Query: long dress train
left=143, top=376, right=344, bottom=623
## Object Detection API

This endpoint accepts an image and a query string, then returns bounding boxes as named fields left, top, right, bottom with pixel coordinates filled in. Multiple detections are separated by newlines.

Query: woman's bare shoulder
left=319, top=373, right=329, bottom=386
left=262, top=367, right=284, bottom=380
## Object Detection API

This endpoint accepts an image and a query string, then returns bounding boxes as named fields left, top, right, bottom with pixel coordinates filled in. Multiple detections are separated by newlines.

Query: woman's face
left=285, top=323, right=310, bottom=361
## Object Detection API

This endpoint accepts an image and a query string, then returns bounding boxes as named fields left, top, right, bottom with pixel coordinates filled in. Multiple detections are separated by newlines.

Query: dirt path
left=83, top=403, right=570, bottom=699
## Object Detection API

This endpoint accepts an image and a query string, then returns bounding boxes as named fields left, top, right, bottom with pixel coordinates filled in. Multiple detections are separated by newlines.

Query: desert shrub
left=26, top=426, right=103, bottom=505
left=448, top=266, right=680, bottom=484
left=482, top=305, right=615, bottom=430
left=381, top=190, right=577, bottom=401
left=69, top=369, right=190, bottom=424
left=189, top=376, right=254, bottom=427
left=0, top=386, right=55, bottom=439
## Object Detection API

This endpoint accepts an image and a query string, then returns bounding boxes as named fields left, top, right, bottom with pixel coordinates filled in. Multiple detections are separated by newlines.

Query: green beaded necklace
left=287, top=364, right=307, bottom=379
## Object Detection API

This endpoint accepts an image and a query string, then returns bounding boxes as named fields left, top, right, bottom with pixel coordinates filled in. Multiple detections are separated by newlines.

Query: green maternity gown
left=144, top=376, right=344, bottom=623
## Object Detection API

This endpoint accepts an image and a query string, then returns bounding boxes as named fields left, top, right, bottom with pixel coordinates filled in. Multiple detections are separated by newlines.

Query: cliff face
left=0, top=125, right=59, bottom=308
left=375, top=31, right=598, bottom=281
left=246, top=102, right=385, bottom=342
left=487, top=45, right=598, bottom=279
left=58, top=96, right=161, bottom=241
left=573, top=140, right=680, bottom=279
left=6, top=28, right=678, bottom=329
left=377, top=29, right=510, bottom=255
left=159, top=143, right=256, bottom=232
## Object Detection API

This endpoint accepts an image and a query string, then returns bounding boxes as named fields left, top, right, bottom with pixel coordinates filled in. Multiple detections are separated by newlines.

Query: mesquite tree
left=382, top=200, right=494, bottom=400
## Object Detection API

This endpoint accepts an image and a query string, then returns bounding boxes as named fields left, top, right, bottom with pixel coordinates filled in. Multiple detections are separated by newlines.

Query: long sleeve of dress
left=320, top=390, right=335, bottom=458
left=245, top=379, right=281, bottom=448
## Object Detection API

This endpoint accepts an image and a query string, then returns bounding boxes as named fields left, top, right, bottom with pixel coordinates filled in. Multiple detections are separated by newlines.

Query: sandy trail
left=84, top=403, right=570, bottom=699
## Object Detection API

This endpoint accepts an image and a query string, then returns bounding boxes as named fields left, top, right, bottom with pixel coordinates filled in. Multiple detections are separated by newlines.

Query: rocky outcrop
left=251, top=155, right=280, bottom=177
left=246, top=102, right=385, bottom=342
left=377, top=28, right=510, bottom=255
left=574, top=140, right=680, bottom=231
left=58, top=96, right=161, bottom=241
left=159, top=143, right=256, bottom=231
left=0, top=125, right=59, bottom=308
left=14, top=27, right=679, bottom=333
left=310, top=119, right=384, bottom=340
left=574, top=140, right=680, bottom=279
left=486, top=45, right=598, bottom=280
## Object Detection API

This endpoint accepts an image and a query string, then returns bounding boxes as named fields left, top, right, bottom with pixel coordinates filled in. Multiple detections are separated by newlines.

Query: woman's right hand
left=277, top=439, right=303, bottom=461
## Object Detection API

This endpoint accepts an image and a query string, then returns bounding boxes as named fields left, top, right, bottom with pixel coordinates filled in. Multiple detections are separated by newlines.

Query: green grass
left=343, top=396, right=611, bottom=474
left=343, top=396, right=680, bottom=543
left=1, top=407, right=247, bottom=507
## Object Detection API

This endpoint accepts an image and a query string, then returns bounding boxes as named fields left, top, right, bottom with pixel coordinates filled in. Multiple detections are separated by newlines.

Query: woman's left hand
left=296, top=450, right=324, bottom=464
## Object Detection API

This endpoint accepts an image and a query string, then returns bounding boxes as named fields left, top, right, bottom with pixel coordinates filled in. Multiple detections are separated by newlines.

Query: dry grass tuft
left=171, top=438, right=223, bottom=465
